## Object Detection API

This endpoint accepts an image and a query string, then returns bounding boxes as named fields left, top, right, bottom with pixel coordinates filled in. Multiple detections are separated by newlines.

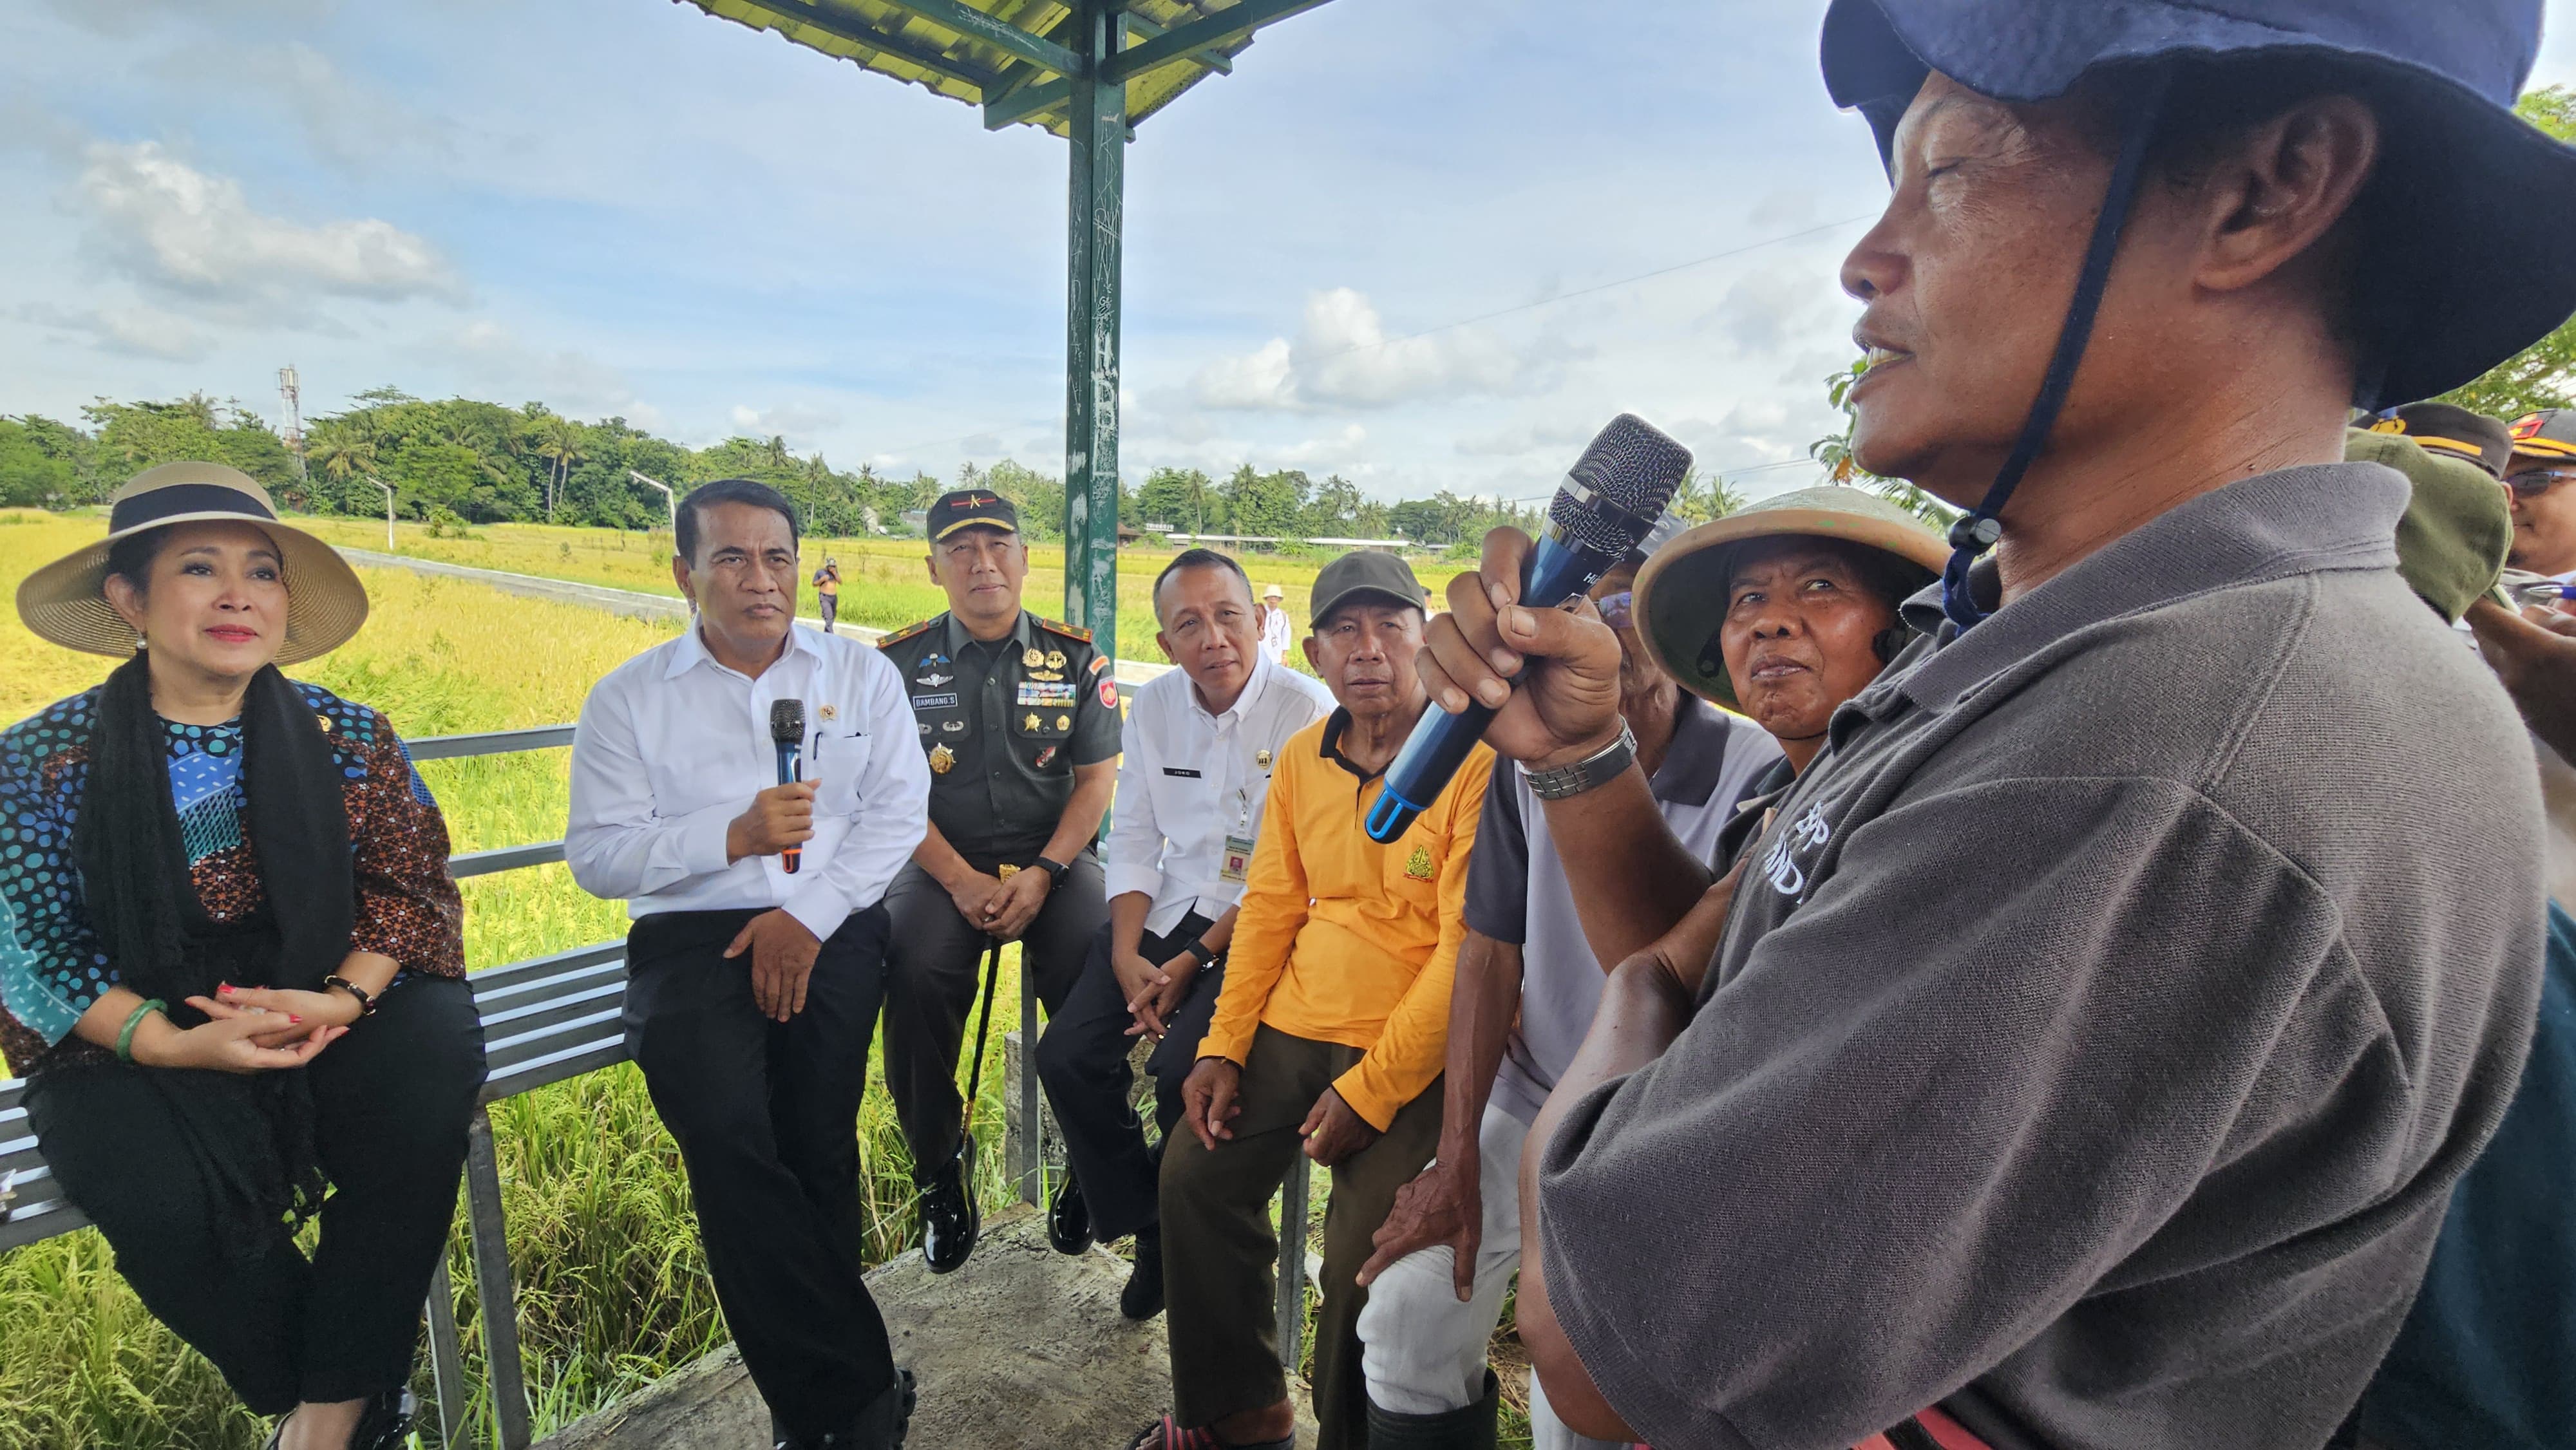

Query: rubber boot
left=1365, top=1370, right=1499, bottom=1450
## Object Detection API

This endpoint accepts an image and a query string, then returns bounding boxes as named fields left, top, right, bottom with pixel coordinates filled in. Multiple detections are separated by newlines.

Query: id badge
left=1220, top=834, right=1256, bottom=882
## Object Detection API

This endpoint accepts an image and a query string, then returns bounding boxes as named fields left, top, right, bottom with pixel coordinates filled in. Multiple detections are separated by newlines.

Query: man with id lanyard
left=1034, top=549, right=1332, bottom=1319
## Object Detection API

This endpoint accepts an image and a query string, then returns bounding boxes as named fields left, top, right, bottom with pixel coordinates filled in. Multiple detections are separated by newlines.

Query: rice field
left=0, top=511, right=1529, bottom=1449
left=283, top=515, right=1475, bottom=666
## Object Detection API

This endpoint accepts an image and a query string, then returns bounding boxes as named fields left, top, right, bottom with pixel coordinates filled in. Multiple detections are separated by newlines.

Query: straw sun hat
left=15, top=462, right=368, bottom=666
left=1631, top=485, right=1949, bottom=711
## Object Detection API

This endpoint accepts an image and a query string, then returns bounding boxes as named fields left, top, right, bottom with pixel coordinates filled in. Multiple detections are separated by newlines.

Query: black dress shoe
left=350, top=1386, right=421, bottom=1450
left=919, top=1142, right=980, bottom=1274
left=802, top=1368, right=917, bottom=1449
left=1046, top=1171, right=1094, bottom=1255
left=1120, top=1223, right=1165, bottom=1321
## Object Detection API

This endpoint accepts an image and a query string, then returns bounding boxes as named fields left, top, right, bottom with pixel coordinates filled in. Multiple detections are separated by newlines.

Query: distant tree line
left=0, top=387, right=1589, bottom=548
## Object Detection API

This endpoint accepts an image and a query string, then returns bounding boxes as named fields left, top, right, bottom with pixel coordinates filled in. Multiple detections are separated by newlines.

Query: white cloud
left=11, top=301, right=212, bottom=362
left=1189, top=288, right=1546, bottom=413
left=75, top=140, right=464, bottom=305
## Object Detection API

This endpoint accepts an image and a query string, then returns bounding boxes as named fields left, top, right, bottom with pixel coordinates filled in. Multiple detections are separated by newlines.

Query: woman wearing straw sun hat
left=1, top=462, right=484, bottom=1450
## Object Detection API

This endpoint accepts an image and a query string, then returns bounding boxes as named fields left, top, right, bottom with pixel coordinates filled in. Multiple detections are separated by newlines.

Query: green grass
left=0, top=511, right=1534, bottom=1449
left=285, top=514, right=1477, bottom=668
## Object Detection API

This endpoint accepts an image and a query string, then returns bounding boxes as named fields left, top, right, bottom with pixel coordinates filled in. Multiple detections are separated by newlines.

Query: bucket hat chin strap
left=1942, top=66, right=2174, bottom=630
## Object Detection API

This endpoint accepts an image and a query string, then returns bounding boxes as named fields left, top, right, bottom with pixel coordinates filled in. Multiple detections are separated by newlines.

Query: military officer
left=878, top=489, right=1121, bottom=1272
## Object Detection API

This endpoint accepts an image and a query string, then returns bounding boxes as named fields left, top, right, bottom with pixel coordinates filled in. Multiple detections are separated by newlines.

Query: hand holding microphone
left=726, top=699, right=818, bottom=867
left=1372, top=415, right=1692, bottom=842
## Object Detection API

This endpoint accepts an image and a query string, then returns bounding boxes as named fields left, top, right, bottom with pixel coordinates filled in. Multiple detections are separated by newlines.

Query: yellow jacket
left=1198, top=709, right=1492, bottom=1129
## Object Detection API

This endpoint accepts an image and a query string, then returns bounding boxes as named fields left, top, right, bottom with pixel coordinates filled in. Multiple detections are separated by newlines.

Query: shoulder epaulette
left=1033, top=615, right=1094, bottom=645
left=878, top=617, right=938, bottom=650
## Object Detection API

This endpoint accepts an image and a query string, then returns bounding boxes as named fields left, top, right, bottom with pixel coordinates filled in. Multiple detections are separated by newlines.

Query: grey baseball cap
left=1309, top=551, right=1427, bottom=627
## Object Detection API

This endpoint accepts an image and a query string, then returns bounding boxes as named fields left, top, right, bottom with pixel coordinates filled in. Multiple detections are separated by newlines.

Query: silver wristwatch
left=1523, top=722, right=1637, bottom=800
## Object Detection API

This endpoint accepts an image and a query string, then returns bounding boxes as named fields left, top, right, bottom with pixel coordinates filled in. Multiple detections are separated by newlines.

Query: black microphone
left=1365, top=414, right=1694, bottom=843
left=770, top=697, right=805, bottom=875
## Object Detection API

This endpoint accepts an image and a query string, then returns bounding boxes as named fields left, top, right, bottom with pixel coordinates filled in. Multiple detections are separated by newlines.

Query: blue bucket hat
left=1819, top=0, right=2576, bottom=627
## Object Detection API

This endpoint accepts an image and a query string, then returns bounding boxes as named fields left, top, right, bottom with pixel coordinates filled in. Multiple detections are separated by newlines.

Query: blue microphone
left=1365, top=415, right=1693, bottom=844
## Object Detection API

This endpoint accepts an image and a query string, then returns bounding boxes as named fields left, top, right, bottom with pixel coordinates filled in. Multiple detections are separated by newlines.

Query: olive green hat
left=1631, top=485, right=1949, bottom=710
left=2345, top=428, right=2512, bottom=624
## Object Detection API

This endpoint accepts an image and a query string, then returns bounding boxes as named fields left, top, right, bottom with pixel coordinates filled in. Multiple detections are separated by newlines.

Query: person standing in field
left=813, top=556, right=843, bottom=634
left=875, top=489, right=1119, bottom=1274
left=1258, top=582, right=1292, bottom=664
left=1033, top=547, right=1332, bottom=1319
left=1, top=463, right=484, bottom=1450
left=567, top=478, right=928, bottom=1450
left=1419, top=1, right=2569, bottom=1445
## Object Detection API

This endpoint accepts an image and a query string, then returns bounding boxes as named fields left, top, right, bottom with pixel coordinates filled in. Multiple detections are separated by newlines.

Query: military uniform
left=877, top=607, right=1122, bottom=1172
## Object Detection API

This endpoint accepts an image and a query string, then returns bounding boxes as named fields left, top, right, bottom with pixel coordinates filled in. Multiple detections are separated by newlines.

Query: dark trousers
left=25, top=974, right=486, bottom=1415
left=1033, top=914, right=1224, bottom=1242
left=1160, top=1024, right=1444, bottom=1450
left=622, top=906, right=896, bottom=1443
left=880, top=852, right=1108, bottom=1173
left=819, top=596, right=838, bottom=632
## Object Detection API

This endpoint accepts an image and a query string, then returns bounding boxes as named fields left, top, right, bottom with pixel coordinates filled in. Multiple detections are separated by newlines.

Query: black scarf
left=72, top=654, right=355, bottom=1236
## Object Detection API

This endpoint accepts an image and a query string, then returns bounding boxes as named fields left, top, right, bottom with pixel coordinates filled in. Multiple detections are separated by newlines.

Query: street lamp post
left=365, top=475, right=395, bottom=552
left=629, top=471, right=676, bottom=536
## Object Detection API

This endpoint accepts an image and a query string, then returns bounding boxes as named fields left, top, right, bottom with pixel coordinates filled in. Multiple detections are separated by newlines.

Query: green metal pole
left=1063, top=0, right=1124, bottom=655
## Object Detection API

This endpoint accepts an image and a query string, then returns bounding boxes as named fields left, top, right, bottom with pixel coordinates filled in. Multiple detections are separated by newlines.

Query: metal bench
left=0, top=720, right=1314, bottom=1449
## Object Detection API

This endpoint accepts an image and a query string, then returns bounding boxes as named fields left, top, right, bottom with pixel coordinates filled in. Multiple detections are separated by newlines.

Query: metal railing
left=0, top=715, right=1316, bottom=1449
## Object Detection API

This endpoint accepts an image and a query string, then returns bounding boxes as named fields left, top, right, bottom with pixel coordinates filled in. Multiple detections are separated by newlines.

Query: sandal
left=1122, top=1413, right=1294, bottom=1450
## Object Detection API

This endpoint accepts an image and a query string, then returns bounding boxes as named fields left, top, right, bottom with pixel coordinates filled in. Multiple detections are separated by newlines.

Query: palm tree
left=308, top=424, right=382, bottom=488
left=536, top=417, right=586, bottom=523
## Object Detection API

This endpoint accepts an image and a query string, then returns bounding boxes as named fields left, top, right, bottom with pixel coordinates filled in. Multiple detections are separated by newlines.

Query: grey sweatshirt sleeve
left=1535, top=775, right=2385, bottom=1450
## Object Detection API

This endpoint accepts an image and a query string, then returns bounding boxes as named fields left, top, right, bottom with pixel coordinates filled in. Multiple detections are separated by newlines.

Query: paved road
left=337, top=547, right=1173, bottom=688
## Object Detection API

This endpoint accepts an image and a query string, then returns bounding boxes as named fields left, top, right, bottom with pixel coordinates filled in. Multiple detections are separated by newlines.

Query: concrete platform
left=533, top=1205, right=1316, bottom=1449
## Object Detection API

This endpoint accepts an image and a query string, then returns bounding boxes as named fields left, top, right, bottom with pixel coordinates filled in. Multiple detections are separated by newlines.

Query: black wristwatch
left=1033, top=856, right=1070, bottom=889
left=323, top=974, right=378, bottom=1018
left=1177, top=937, right=1216, bottom=968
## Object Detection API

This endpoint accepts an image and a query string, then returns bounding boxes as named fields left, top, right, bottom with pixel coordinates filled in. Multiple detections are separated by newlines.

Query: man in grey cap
left=1417, top=1, right=2566, bottom=1446
left=1134, top=550, right=1491, bottom=1450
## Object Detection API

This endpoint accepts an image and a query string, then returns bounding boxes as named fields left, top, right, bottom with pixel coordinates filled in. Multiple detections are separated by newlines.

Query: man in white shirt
left=1259, top=582, right=1294, bottom=664
left=567, top=479, right=929, bottom=1450
left=1034, top=549, right=1331, bottom=1320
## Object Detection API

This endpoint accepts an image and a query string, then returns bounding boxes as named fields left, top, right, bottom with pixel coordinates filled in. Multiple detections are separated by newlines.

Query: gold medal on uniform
left=1023, top=647, right=1045, bottom=668
left=929, top=743, right=955, bottom=775
left=817, top=704, right=837, bottom=722
left=1255, top=749, right=1273, bottom=770
left=1054, top=713, right=1070, bottom=731
left=1023, top=712, right=1041, bottom=731
left=1045, top=650, right=1067, bottom=670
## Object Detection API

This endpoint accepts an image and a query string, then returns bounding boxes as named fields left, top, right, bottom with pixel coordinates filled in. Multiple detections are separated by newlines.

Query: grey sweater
left=1537, top=464, right=2545, bottom=1450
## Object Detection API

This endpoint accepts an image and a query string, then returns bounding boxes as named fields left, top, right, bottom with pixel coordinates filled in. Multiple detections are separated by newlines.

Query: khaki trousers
left=1160, top=1024, right=1444, bottom=1450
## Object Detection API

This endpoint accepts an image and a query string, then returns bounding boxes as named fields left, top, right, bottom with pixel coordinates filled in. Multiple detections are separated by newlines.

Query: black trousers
left=1034, top=916, right=1225, bottom=1243
left=25, top=974, right=486, bottom=1415
left=622, top=906, right=897, bottom=1444
left=880, top=852, right=1108, bottom=1173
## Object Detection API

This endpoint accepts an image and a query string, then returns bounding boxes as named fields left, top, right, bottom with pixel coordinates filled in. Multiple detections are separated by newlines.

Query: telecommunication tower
left=277, top=365, right=306, bottom=481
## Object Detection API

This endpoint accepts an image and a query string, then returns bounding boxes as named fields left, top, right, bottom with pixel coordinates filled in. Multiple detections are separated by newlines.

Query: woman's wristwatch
left=1524, top=722, right=1639, bottom=800
left=1177, top=937, right=1217, bottom=969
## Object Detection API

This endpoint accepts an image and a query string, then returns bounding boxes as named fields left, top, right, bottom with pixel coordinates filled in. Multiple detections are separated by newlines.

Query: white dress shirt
left=1260, top=605, right=1295, bottom=664
left=1103, top=653, right=1334, bottom=936
left=567, top=622, right=930, bottom=943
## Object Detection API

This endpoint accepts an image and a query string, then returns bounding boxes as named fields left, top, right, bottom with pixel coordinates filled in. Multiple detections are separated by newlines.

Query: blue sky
left=5, top=0, right=2573, bottom=509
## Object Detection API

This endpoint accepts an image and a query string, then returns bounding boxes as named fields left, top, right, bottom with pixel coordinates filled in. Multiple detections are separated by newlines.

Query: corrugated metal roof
left=673, top=0, right=1292, bottom=136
